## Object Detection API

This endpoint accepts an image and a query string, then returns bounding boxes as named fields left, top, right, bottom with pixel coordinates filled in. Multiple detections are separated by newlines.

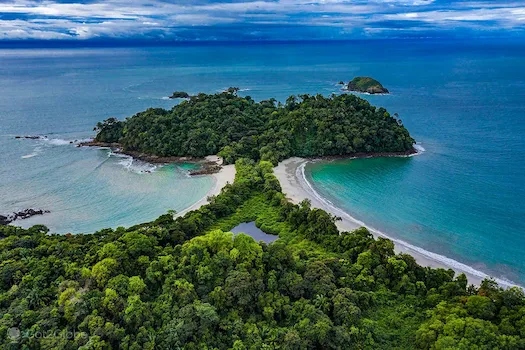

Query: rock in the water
left=169, top=91, right=191, bottom=99
left=189, top=164, right=222, bottom=176
left=0, top=209, right=50, bottom=225
left=15, top=135, right=44, bottom=140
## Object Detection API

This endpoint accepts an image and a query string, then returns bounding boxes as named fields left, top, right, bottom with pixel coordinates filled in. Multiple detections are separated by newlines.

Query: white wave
left=413, top=143, right=426, bottom=153
left=161, top=96, right=171, bottom=100
left=119, top=158, right=157, bottom=174
left=48, top=138, right=72, bottom=146
left=107, top=150, right=127, bottom=158
left=40, top=137, right=92, bottom=146
left=218, top=88, right=251, bottom=93
left=21, top=145, right=43, bottom=159
left=409, top=143, right=426, bottom=157
left=21, top=153, right=37, bottom=159
left=107, top=151, right=157, bottom=174
left=297, top=161, right=522, bottom=289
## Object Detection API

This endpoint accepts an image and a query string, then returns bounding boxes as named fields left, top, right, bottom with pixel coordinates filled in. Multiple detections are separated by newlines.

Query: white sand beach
left=175, top=156, right=236, bottom=218
left=274, top=157, right=505, bottom=287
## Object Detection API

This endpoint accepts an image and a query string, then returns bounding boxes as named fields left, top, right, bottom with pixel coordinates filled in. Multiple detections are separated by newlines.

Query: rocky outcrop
left=15, top=135, right=44, bottom=140
left=189, top=164, right=222, bottom=176
left=345, top=77, right=389, bottom=94
left=77, top=140, right=121, bottom=148
left=169, top=91, right=191, bottom=99
left=0, top=209, right=50, bottom=225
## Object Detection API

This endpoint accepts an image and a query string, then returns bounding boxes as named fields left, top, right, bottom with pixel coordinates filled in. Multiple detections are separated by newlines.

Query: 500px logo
left=7, top=327, right=87, bottom=342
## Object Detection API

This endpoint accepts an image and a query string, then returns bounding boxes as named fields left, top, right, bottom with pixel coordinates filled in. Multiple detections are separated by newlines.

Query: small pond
left=230, top=222, right=278, bottom=243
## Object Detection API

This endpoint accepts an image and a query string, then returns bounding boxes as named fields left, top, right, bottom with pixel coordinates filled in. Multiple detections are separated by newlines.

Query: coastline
left=306, top=148, right=418, bottom=161
left=78, top=140, right=222, bottom=174
left=274, top=157, right=520, bottom=288
left=78, top=140, right=202, bottom=164
left=175, top=156, right=236, bottom=218
left=81, top=140, right=236, bottom=218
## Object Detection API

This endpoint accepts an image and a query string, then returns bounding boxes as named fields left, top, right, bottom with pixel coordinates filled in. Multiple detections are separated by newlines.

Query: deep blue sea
left=0, top=40, right=523, bottom=284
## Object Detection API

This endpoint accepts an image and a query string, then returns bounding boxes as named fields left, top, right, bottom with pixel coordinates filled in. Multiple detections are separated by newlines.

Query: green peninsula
left=347, top=77, right=389, bottom=94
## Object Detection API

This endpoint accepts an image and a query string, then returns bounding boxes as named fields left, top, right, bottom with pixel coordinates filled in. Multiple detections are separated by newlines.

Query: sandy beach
left=274, top=157, right=512, bottom=287
left=175, top=155, right=236, bottom=217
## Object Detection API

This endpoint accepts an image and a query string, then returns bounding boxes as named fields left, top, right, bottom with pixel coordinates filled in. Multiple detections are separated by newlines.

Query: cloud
left=0, top=0, right=523, bottom=40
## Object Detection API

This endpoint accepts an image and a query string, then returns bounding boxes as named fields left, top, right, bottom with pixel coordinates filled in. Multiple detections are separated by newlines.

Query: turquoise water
left=300, top=41, right=525, bottom=285
left=0, top=138, right=212, bottom=234
left=0, top=48, right=216, bottom=234
left=0, top=41, right=523, bottom=284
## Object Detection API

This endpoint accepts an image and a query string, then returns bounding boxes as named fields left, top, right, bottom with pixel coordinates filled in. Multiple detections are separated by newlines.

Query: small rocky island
left=344, top=77, right=389, bottom=94
left=169, top=91, right=191, bottom=99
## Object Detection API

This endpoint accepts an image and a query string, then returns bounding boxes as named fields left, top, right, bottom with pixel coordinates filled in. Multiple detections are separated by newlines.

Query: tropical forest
left=1, top=91, right=524, bottom=349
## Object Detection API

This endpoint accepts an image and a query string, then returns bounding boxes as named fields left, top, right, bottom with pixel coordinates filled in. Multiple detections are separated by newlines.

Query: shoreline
left=78, top=140, right=202, bottom=164
left=274, top=157, right=521, bottom=289
left=302, top=148, right=418, bottom=162
left=175, top=155, right=236, bottom=218
left=83, top=141, right=237, bottom=217
left=78, top=140, right=222, bottom=174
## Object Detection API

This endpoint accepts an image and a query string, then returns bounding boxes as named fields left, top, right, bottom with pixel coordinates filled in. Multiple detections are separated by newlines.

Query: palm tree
left=314, top=294, right=330, bottom=314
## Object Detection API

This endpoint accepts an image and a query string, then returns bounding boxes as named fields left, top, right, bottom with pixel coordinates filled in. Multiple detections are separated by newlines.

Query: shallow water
left=1, top=138, right=212, bottom=234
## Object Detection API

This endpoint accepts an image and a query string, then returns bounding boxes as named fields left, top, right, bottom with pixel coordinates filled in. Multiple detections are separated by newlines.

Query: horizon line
left=2, top=36, right=524, bottom=49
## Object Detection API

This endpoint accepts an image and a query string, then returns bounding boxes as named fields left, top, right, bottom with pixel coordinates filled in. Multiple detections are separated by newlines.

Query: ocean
left=0, top=40, right=523, bottom=284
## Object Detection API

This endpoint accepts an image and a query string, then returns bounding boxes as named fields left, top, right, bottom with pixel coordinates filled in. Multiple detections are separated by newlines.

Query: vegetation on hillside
left=93, top=118, right=124, bottom=144
left=1, top=160, right=523, bottom=349
left=94, top=91, right=413, bottom=164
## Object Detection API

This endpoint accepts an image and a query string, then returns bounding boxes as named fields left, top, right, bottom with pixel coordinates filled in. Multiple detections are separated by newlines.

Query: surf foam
left=21, top=145, right=43, bottom=159
left=107, top=151, right=158, bottom=174
left=413, top=143, right=426, bottom=153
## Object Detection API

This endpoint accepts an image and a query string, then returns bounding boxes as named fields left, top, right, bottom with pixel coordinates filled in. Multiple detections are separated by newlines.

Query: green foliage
left=1, top=162, right=522, bottom=349
left=94, top=117, right=124, bottom=143
left=93, top=92, right=414, bottom=163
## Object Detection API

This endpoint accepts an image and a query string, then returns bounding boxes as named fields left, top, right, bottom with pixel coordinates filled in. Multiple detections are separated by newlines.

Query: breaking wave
left=107, top=151, right=158, bottom=174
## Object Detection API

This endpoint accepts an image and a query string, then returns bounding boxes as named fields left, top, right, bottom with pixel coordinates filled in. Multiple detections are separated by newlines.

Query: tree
left=92, top=258, right=119, bottom=287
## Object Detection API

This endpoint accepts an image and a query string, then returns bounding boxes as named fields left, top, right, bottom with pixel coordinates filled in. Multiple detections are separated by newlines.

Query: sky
left=0, top=0, right=524, bottom=41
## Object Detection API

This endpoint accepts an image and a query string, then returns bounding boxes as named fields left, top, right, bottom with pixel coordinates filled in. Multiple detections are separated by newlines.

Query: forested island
left=93, top=91, right=413, bottom=165
left=345, top=77, right=389, bottom=94
left=2, top=91, right=523, bottom=349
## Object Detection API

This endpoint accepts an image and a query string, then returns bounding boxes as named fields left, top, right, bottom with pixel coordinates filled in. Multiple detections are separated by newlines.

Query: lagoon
left=230, top=222, right=279, bottom=244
